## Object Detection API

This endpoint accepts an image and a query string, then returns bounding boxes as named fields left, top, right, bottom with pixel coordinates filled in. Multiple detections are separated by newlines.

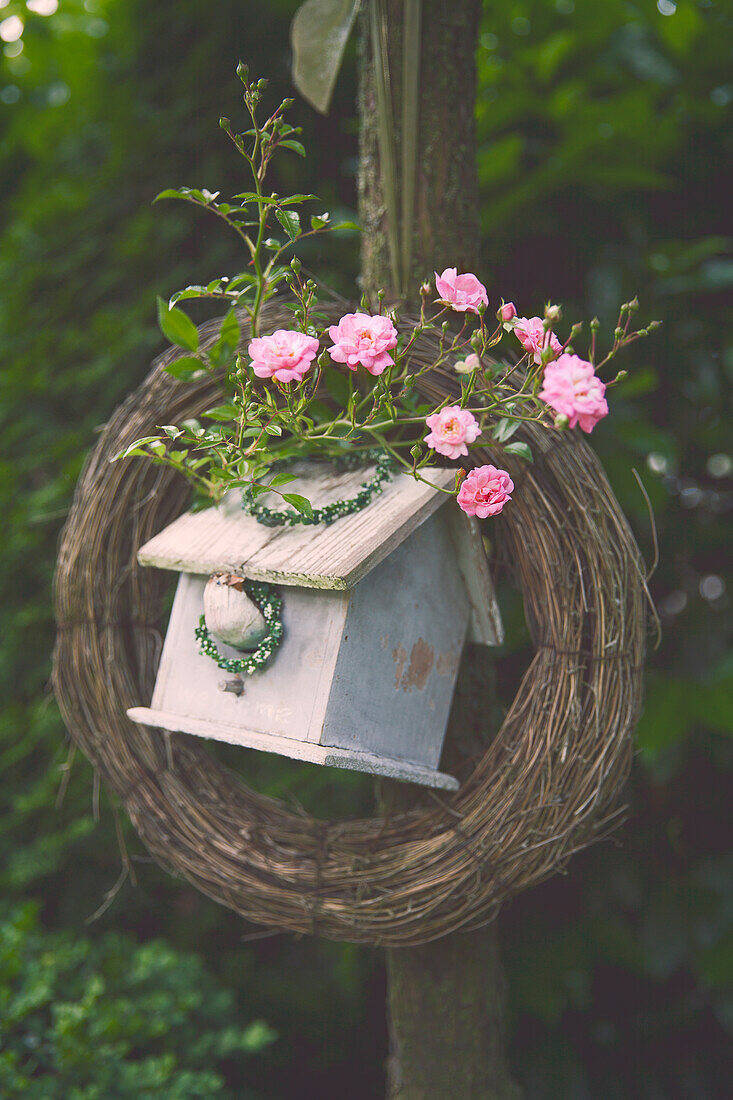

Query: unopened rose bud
left=497, top=301, right=517, bottom=323
left=590, top=316, right=600, bottom=331
left=544, top=303, right=562, bottom=323
left=454, top=353, right=481, bottom=374
left=614, top=370, right=628, bottom=382
left=554, top=413, right=570, bottom=430
left=420, top=281, right=431, bottom=296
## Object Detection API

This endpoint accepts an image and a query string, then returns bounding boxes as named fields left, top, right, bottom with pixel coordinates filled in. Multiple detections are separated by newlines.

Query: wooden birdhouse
left=128, top=462, right=502, bottom=790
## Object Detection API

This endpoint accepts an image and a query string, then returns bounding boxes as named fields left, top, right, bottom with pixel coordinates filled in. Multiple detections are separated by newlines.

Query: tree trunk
left=358, top=0, right=481, bottom=300
left=358, top=4, right=522, bottom=1097
left=386, top=925, right=521, bottom=1100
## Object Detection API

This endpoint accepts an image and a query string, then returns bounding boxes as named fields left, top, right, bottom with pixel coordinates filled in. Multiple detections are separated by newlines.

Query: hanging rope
left=292, top=0, right=424, bottom=297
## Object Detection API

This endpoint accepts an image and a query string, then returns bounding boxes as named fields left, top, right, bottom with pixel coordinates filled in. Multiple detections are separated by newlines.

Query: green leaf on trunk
left=290, top=0, right=361, bottom=115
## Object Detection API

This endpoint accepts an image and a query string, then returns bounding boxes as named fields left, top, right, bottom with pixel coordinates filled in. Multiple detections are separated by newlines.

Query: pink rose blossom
left=435, top=268, right=488, bottom=314
left=425, top=405, right=481, bottom=460
left=248, top=329, right=320, bottom=383
left=514, top=316, right=562, bottom=365
left=498, top=301, right=517, bottom=322
left=457, top=465, right=514, bottom=519
left=539, top=353, right=608, bottom=434
left=327, top=312, right=398, bottom=376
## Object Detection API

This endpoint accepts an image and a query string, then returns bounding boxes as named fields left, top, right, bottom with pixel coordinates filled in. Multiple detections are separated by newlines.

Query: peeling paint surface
left=321, top=512, right=471, bottom=768
left=401, top=638, right=435, bottom=691
left=392, top=643, right=407, bottom=688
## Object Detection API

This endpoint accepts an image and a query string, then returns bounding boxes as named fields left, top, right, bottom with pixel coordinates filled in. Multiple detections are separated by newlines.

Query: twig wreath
left=53, top=300, right=649, bottom=946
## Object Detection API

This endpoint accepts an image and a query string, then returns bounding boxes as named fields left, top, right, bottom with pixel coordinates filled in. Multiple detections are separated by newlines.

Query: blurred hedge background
left=0, top=0, right=730, bottom=1096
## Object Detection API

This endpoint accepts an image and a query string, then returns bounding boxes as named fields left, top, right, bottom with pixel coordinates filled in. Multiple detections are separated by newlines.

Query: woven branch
left=52, top=301, right=648, bottom=946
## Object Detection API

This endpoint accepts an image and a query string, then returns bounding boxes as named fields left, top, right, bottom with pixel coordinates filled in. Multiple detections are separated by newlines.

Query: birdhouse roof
left=137, top=460, right=459, bottom=591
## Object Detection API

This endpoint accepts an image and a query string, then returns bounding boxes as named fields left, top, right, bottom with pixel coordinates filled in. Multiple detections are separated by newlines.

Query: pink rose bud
left=544, top=303, right=562, bottom=323
left=248, top=329, right=320, bottom=383
left=327, top=312, right=398, bottom=376
left=434, top=268, right=489, bottom=315
left=457, top=464, right=514, bottom=518
left=498, top=301, right=517, bottom=323
left=539, top=353, right=608, bottom=434
left=513, top=316, right=562, bottom=365
left=454, top=353, right=481, bottom=375
left=424, top=405, right=481, bottom=460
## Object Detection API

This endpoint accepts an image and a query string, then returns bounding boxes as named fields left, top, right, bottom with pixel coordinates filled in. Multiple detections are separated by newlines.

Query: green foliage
left=476, top=2, right=733, bottom=1095
left=0, top=4, right=378, bottom=1095
left=0, top=903, right=274, bottom=1098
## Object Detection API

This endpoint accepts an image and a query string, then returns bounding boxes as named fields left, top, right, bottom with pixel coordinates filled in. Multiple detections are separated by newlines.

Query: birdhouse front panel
left=128, top=462, right=502, bottom=790
left=143, top=574, right=349, bottom=745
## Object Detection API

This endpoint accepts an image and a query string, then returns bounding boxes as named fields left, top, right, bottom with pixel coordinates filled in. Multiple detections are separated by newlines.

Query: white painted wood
left=150, top=573, right=348, bottom=744
left=203, top=574, right=267, bottom=649
left=137, top=463, right=456, bottom=589
left=126, top=707, right=460, bottom=790
left=446, top=511, right=504, bottom=645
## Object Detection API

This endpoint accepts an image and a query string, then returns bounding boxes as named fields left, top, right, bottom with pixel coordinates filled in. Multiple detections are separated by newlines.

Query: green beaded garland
left=194, top=579, right=283, bottom=675
left=241, top=449, right=396, bottom=528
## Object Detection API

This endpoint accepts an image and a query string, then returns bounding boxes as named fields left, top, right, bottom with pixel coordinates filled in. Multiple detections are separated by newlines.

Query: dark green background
left=1, top=1, right=730, bottom=1096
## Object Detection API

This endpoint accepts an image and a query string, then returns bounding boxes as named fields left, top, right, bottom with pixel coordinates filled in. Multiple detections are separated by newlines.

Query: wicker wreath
left=52, top=301, right=648, bottom=946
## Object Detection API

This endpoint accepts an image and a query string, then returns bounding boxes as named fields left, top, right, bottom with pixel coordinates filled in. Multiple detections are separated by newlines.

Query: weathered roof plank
left=137, top=462, right=457, bottom=589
